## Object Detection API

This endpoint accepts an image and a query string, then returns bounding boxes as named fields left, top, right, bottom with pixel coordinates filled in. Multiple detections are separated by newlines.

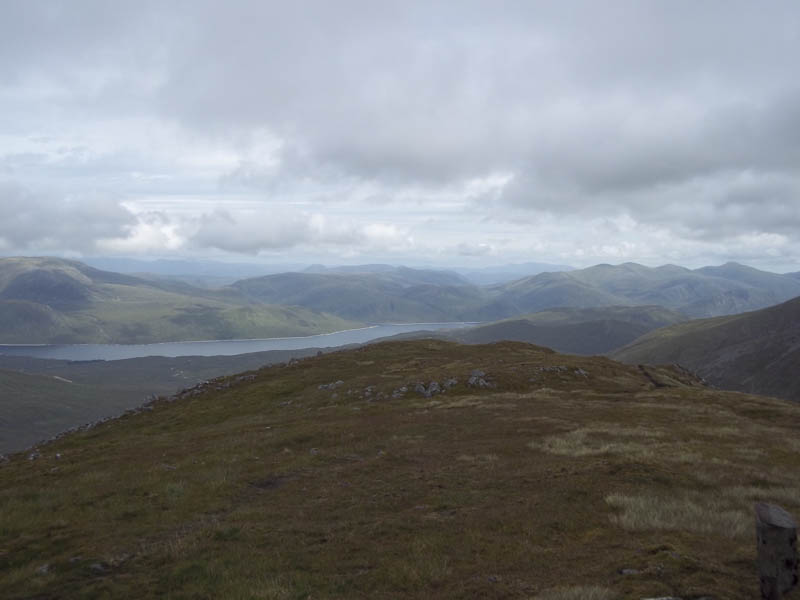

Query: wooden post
left=756, top=502, right=798, bottom=599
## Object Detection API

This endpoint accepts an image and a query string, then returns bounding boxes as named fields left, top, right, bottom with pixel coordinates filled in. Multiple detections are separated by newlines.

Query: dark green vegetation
left=2, top=340, right=799, bottom=599
left=0, top=347, right=343, bottom=453
left=0, top=257, right=356, bottom=344
left=613, top=296, right=800, bottom=403
left=448, top=306, right=687, bottom=355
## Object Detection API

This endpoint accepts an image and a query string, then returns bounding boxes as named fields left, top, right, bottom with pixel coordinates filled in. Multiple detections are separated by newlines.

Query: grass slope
left=612, top=296, right=800, bottom=402
left=2, top=340, right=799, bottom=599
left=0, top=257, right=357, bottom=344
left=450, top=306, right=686, bottom=355
left=0, top=347, right=351, bottom=454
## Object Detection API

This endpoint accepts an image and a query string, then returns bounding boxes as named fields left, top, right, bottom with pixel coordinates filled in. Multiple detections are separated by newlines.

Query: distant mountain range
left=0, top=257, right=355, bottom=344
left=613, top=295, right=800, bottom=402
left=232, top=267, right=484, bottom=323
left=485, top=261, right=800, bottom=319
left=234, top=260, right=800, bottom=323
left=452, top=261, right=575, bottom=285
left=2, top=256, right=798, bottom=344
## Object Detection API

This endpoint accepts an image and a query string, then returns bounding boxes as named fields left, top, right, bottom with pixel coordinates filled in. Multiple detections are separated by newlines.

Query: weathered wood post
left=756, top=502, right=798, bottom=599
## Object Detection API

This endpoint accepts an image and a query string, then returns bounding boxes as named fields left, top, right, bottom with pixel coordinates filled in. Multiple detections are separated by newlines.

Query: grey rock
left=619, top=568, right=640, bottom=575
left=467, top=375, right=494, bottom=388
left=36, top=563, right=50, bottom=575
left=90, top=562, right=109, bottom=574
left=414, top=382, right=430, bottom=397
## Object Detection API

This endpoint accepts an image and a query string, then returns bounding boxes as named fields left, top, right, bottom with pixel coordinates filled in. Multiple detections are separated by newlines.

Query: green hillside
left=1, top=340, right=798, bottom=599
left=612, top=296, right=800, bottom=402
left=493, top=262, right=800, bottom=318
left=0, top=258, right=357, bottom=344
left=0, top=347, right=346, bottom=454
left=232, top=270, right=488, bottom=322
left=450, top=306, right=687, bottom=354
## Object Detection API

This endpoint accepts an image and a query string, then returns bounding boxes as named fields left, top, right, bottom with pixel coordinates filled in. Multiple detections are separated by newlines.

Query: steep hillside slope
left=613, top=296, right=800, bottom=402
left=0, top=258, right=356, bottom=343
left=2, top=340, right=798, bottom=599
left=0, top=346, right=344, bottom=453
left=450, top=306, right=686, bottom=354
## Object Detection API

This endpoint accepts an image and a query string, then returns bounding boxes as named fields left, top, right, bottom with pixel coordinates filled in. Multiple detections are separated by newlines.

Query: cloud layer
left=1, top=1, right=799, bottom=269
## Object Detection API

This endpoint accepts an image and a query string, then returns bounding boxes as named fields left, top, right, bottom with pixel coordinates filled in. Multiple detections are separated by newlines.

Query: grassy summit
left=1, top=340, right=799, bottom=599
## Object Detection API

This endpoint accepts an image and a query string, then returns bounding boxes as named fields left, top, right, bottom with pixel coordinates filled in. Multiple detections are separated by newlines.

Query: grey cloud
left=0, top=181, right=137, bottom=251
left=3, top=1, right=800, bottom=266
left=190, top=210, right=367, bottom=254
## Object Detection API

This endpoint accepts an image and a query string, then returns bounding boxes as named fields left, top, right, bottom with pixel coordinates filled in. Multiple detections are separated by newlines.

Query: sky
left=1, top=1, right=800, bottom=272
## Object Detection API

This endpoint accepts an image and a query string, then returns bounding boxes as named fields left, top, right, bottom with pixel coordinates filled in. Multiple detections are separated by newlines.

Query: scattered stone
left=487, top=575, right=500, bottom=583
left=574, top=368, right=589, bottom=377
left=28, top=451, right=40, bottom=461
left=414, top=381, right=443, bottom=398
left=318, top=380, right=345, bottom=391
left=310, top=448, right=320, bottom=455
left=89, top=562, right=109, bottom=574
left=391, top=385, right=408, bottom=399
left=443, top=378, right=458, bottom=389
left=36, top=564, right=50, bottom=575
left=619, top=568, right=640, bottom=575
left=467, top=370, right=494, bottom=388
left=69, top=556, right=82, bottom=563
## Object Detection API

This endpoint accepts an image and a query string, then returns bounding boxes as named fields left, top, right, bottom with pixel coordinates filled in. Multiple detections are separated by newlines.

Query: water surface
left=0, top=323, right=475, bottom=361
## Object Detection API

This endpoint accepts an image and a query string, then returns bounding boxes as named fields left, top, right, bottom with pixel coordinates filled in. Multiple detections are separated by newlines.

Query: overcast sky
left=1, top=1, right=799, bottom=271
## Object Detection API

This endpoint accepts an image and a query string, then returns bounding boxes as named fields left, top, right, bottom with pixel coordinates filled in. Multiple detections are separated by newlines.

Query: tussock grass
left=531, top=425, right=664, bottom=457
left=605, top=492, right=751, bottom=538
left=532, top=585, right=617, bottom=600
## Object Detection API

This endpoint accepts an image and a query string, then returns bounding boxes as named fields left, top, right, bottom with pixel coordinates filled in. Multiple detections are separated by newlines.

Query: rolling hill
left=232, top=269, right=489, bottom=322
left=448, top=305, right=687, bottom=355
left=3, top=257, right=797, bottom=344
left=612, top=296, right=800, bottom=402
left=489, top=262, right=800, bottom=318
left=1, top=340, right=798, bottom=599
left=0, top=257, right=357, bottom=344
